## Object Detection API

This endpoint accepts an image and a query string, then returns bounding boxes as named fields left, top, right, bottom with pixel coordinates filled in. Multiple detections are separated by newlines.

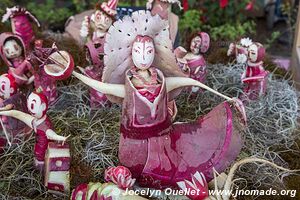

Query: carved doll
left=0, top=90, right=68, bottom=170
left=83, top=40, right=109, bottom=108
left=80, top=0, right=118, bottom=42
left=59, top=11, right=246, bottom=193
left=228, top=38, right=268, bottom=100
left=0, top=32, right=32, bottom=86
left=27, top=40, right=59, bottom=105
left=2, top=6, right=40, bottom=50
left=147, top=0, right=182, bottom=47
left=176, top=32, right=210, bottom=93
left=0, top=73, right=31, bottom=151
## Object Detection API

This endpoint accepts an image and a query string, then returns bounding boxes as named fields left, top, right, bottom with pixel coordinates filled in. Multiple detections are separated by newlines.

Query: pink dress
left=32, top=116, right=53, bottom=162
left=242, top=62, right=268, bottom=100
left=119, top=67, right=243, bottom=189
left=186, top=55, right=207, bottom=92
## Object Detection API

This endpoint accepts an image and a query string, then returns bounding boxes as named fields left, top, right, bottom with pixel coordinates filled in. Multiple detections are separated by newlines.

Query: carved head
left=190, top=32, right=210, bottom=55
left=3, top=39, right=22, bottom=59
left=190, top=36, right=202, bottom=55
left=248, top=43, right=265, bottom=63
left=27, top=91, right=48, bottom=119
left=0, top=74, right=17, bottom=99
left=132, top=35, right=155, bottom=70
left=93, top=10, right=113, bottom=32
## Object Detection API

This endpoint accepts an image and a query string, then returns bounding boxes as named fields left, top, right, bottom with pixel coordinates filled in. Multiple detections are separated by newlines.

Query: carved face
left=248, top=44, right=258, bottom=62
left=3, top=39, right=22, bottom=59
left=0, top=75, right=15, bottom=99
left=27, top=93, right=47, bottom=119
left=190, top=36, right=202, bottom=55
left=132, top=38, right=155, bottom=70
left=94, top=10, right=113, bottom=32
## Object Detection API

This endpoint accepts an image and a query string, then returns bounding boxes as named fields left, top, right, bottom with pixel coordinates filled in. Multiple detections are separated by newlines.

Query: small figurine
left=27, top=40, right=60, bottom=104
left=71, top=166, right=147, bottom=200
left=228, top=38, right=268, bottom=100
left=176, top=32, right=210, bottom=93
left=79, top=0, right=118, bottom=108
left=51, top=11, right=246, bottom=190
left=80, top=0, right=118, bottom=42
left=0, top=73, right=31, bottom=151
left=0, top=90, right=69, bottom=170
left=0, top=32, right=32, bottom=86
left=82, top=40, right=110, bottom=108
left=2, top=6, right=40, bottom=50
left=147, top=0, right=182, bottom=46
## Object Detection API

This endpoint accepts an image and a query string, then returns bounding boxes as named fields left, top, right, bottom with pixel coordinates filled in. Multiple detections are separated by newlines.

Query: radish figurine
left=228, top=38, right=269, bottom=100
left=0, top=32, right=33, bottom=86
left=69, top=11, right=246, bottom=190
left=0, top=73, right=31, bottom=152
left=2, top=6, right=40, bottom=50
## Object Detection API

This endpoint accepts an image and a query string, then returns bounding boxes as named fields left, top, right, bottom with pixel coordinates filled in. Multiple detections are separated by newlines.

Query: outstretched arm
left=166, top=77, right=232, bottom=101
left=0, top=109, right=34, bottom=128
left=46, top=129, right=69, bottom=141
left=72, top=70, right=125, bottom=98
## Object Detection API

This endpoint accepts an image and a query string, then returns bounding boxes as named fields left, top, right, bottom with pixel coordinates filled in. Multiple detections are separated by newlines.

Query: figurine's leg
left=34, top=138, right=49, bottom=171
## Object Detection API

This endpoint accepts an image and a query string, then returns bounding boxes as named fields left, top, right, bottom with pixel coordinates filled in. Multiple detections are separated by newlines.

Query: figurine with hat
left=79, top=0, right=119, bottom=108
left=80, top=0, right=118, bottom=43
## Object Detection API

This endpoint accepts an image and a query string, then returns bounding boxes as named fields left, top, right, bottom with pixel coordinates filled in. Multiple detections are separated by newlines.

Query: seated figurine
left=0, top=32, right=33, bottom=86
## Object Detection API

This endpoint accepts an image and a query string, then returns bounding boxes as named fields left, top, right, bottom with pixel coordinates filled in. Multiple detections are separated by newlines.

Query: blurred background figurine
left=80, top=0, right=118, bottom=43
left=79, top=0, right=118, bottom=108
left=147, top=0, right=182, bottom=47
left=228, top=38, right=269, bottom=100
left=2, top=6, right=40, bottom=50
left=176, top=32, right=210, bottom=93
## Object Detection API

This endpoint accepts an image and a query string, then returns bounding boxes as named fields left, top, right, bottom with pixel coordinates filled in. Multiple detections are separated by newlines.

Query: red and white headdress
left=146, top=0, right=182, bottom=10
left=198, top=32, right=210, bottom=53
left=100, top=0, right=119, bottom=17
left=1, top=73, right=17, bottom=96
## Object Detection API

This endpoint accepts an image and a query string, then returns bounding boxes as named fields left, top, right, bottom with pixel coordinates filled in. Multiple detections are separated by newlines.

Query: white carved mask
left=3, top=39, right=22, bottom=59
left=190, top=36, right=202, bottom=55
left=27, top=93, right=47, bottom=119
left=132, top=40, right=155, bottom=70
left=94, top=10, right=113, bottom=32
left=0, top=76, right=14, bottom=99
left=248, top=44, right=258, bottom=62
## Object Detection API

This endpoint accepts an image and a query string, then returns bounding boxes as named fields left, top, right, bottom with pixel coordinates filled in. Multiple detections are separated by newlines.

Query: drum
left=44, top=142, right=71, bottom=194
left=44, top=50, right=74, bottom=80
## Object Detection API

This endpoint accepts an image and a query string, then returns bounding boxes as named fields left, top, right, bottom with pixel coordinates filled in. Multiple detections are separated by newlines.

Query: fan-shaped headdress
left=103, top=10, right=185, bottom=103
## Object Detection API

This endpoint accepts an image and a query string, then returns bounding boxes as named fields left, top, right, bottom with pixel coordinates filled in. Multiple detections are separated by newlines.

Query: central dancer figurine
left=50, top=11, right=245, bottom=190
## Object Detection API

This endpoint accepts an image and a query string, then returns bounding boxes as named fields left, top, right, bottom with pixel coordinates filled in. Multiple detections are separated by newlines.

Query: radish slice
left=44, top=51, right=74, bottom=80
